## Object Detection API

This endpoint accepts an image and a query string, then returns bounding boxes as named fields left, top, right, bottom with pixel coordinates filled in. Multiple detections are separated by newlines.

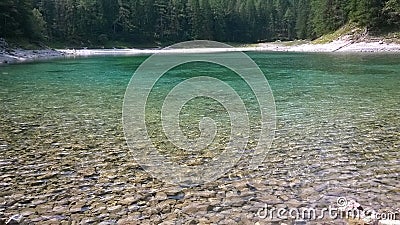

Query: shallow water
left=0, top=53, right=399, bottom=224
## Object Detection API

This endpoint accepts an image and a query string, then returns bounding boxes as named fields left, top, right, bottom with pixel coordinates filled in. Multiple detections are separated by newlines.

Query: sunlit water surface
left=0, top=52, right=399, bottom=223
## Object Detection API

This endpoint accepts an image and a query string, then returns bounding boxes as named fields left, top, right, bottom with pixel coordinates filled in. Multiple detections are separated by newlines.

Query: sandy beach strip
left=1, top=40, right=400, bottom=65
left=60, top=41, right=400, bottom=56
left=57, top=47, right=266, bottom=56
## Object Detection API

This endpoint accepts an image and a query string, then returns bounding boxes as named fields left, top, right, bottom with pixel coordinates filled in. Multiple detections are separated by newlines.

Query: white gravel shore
left=1, top=40, right=400, bottom=65
left=59, top=40, right=400, bottom=57
left=260, top=40, right=400, bottom=52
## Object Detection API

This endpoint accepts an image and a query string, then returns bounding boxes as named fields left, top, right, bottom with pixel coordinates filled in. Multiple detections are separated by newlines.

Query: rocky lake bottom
left=0, top=53, right=399, bottom=224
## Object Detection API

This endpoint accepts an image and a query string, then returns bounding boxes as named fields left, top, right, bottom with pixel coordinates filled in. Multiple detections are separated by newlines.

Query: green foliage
left=383, top=0, right=400, bottom=27
left=32, top=8, right=46, bottom=39
left=311, top=0, right=348, bottom=36
left=1, top=0, right=398, bottom=47
left=198, top=0, right=214, bottom=39
left=0, top=0, right=40, bottom=39
left=295, top=0, right=312, bottom=39
left=349, top=0, right=385, bottom=28
left=0, top=0, right=20, bottom=37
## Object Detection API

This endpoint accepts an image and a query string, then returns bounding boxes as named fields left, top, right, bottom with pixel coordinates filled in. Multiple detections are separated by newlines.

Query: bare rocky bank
left=259, top=40, right=400, bottom=52
left=0, top=38, right=66, bottom=65
left=259, top=37, right=400, bottom=53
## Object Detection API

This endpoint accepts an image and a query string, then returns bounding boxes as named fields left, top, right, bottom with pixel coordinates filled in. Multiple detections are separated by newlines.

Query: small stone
left=6, top=214, right=23, bottom=225
left=182, top=203, right=208, bottom=214
left=187, top=219, right=198, bottom=225
left=279, top=195, right=289, bottom=201
left=164, top=213, right=178, bottom=221
left=30, top=199, right=46, bottom=207
left=98, top=222, right=117, bottom=225
left=259, top=195, right=282, bottom=204
left=117, top=215, right=138, bottom=225
left=213, top=206, right=223, bottom=212
left=154, top=192, right=167, bottom=201
left=20, top=209, right=35, bottom=217
left=224, top=196, right=246, bottom=207
left=197, top=190, right=216, bottom=198
left=198, top=217, right=210, bottom=224
left=35, top=204, right=53, bottom=214
left=80, top=217, right=98, bottom=224
left=156, top=200, right=173, bottom=214
left=37, top=172, right=58, bottom=180
left=150, top=215, right=162, bottom=224
left=219, top=218, right=236, bottom=224
left=53, top=206, right=68, bottom=214
left=69, top=205, right=85, bottom=214
left=107, top=205, right=122, bottom=213
left=127, top=204, right=140, bottom=211
left=167, top=192, right=184, bottom=200
left=96, top=213, right=109, bottom=220
left=119, top=196, right=139, bottom=206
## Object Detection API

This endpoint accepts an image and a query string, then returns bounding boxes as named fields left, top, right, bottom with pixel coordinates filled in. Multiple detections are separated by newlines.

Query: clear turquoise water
left=0, top=53, right=399, bottom=221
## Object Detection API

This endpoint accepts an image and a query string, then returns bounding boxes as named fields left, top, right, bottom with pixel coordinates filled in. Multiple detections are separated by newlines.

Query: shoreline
left=59, top=40, right=400, bottom=56
left=259, top=40, right=400, bottom=52
left=0, top=49, right=67, bottom=65
left=1, top=40, right=400, bottom=65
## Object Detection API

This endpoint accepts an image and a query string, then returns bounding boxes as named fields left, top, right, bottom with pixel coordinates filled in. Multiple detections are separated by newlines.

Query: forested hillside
left=1, top=0, right=399, bottom=47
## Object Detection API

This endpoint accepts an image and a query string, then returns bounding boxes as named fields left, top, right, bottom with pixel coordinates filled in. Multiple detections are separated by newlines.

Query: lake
left=0, top=52, right=399, bottom=224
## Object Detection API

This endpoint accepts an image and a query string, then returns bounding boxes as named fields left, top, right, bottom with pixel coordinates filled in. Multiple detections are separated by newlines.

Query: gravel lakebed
left=0, top=44, right=399, bottom=225
left=1, top=112, right=398, bottom=224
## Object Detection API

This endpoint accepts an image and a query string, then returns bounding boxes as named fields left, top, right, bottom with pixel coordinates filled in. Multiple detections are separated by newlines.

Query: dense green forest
left=1, top=0, right=399, bottom=47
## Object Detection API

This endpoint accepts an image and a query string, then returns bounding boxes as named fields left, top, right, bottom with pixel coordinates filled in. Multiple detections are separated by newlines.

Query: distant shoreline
left=0, top=49, right=66, bottom=65
left=60, top=40, right=400, bottom=56
left=1, top=40, right=400, bottom=65
left=258, top=40, right=400, bottom=53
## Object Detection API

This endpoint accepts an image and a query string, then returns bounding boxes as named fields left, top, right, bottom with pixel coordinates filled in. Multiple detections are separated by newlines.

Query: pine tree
left=0, top=0, right=20, bottom=37
left=349, top=0, right=384, bottom=29
left=211, top=0, right=229, bottom=41
left=295, top=0, right=311, bottom=39
left=189, top=0, right=202, bottom=39
left=0, top=0, right=40, bottom=39
left=32, top=8, right=46, bottom=39
left=199, top=0, right=213, bottom=39
left=383, top=0, right=400, bottom=27
left=284, top=7, right=296, bottom=40
left=275, top=0, right=290, bottom=39
left=311, top=0, right=323, bottom=35
left=243, top=0, right=257, bottom=42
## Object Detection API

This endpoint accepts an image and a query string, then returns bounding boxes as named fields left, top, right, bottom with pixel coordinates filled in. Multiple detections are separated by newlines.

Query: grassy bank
left=312, top=23, right=400, bottom=44
left=312, top=23, right=364, bottom=44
